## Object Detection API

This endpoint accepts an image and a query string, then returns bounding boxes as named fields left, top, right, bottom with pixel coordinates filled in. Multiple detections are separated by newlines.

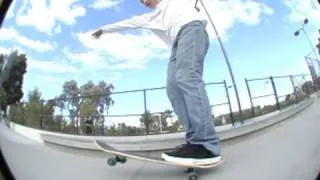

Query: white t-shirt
left=100, top=0, right=207, bottom=49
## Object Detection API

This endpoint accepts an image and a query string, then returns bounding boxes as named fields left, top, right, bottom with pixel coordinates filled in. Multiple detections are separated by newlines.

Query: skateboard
left=94, top=140, right=224, bottom=180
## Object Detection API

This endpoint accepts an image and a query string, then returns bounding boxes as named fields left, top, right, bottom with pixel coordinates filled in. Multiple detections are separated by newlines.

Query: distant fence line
left=7, top=73, right=318, bottom=136
left=245, top=73, right=313, bottom=116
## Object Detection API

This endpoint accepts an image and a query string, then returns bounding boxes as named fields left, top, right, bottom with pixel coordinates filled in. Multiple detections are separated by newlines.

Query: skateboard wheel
left=116, top=156, right=127, bottom=164
left=107, top=158, right=117, bottom=166
left=184, top=168, right=194, bottom=174
left=188, top=172, right=198, bottom=180
left=120, top=157, right=127, bottom=164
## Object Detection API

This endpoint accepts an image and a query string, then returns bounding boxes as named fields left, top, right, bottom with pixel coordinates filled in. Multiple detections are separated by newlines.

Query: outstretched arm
left=92, top=9, right=161, bottom=39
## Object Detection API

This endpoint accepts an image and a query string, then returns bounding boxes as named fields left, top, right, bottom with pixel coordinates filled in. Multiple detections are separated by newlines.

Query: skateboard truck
left=108, top=155, right=199, bottom=180
left=107, top=155, right=127, bottom=166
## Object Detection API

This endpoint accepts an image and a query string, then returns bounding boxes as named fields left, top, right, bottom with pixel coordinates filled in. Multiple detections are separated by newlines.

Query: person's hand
left=92, top=29, right=104, bottom=40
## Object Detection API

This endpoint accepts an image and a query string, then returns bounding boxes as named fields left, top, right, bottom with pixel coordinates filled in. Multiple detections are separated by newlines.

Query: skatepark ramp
left=0, top=93, right=320, bottom=180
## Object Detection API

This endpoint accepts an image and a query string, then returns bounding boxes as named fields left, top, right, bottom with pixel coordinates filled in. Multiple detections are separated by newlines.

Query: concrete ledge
left=41, top=97, right=313, bottom=151
left=6, top=96, right=314, bottom=152
left=219, top=98, right=313, bottom=141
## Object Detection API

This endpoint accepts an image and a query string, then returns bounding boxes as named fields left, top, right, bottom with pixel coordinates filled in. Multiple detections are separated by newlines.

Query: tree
left=106, top=124, right=117, bottom=136
left=7, top=87, right=60, bottom=130
left=24, top=88, right=42, bottom=128
left=317, top=29, right=320, bottom=55
left=314, top=76, right=320, bottom=90
left=301, top=81, right=314, bottom=95
left=159, top=110, right=173, bottom=131
left=80, top=99, right=96, bottom=135
left=139, top=111, right=160, bottom=134
left=42, top=98, right=65, bottom=131
left=0, top=85, right=7, bottom=118
left=80, top=81, right=114, bottom=135
left=58, top=80, right=114, bottom=135
left=0, top=50, right=27, bottom=118
left=167, top=120, right=181, bottom=133
left=8, top=102, right=25, bottom=125
left=138, top=110, right=174, bottom=134
left=116, top=123, right=142, bottom=136
left=47, top=115, right=66, bottom=132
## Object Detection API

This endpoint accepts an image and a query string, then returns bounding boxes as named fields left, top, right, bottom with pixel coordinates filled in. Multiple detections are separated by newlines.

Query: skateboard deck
left=94, top=140, right=224, bottom=180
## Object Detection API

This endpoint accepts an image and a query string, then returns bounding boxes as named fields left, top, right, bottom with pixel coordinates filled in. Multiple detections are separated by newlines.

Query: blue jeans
left=167, top=21, right=221, bottom=156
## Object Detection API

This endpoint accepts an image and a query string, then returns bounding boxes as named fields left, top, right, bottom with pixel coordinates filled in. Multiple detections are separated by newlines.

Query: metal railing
left=8, top=80, right=234, bottom=136
left=7, top=73, right=318, bottom=136
left=245, top=73, right=313, bottom=117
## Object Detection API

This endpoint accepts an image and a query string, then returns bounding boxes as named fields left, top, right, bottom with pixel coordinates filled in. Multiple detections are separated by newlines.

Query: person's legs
left=167, top=45, right=194, bottom=141
left=162, top=21, right=221, bottom=164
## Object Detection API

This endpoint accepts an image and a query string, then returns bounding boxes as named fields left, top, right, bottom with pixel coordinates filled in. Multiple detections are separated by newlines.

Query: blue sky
left=0, top=0, right=320, bottom=126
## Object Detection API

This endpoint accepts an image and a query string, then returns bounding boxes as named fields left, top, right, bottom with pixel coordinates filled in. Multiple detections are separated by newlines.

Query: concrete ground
left=1, top=98, right=320, bottom=180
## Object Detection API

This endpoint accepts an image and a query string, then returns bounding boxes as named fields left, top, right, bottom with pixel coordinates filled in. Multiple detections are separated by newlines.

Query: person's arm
left=92, top=9, right=162, bottom=39
left=101, top=9, right=162, bottom=32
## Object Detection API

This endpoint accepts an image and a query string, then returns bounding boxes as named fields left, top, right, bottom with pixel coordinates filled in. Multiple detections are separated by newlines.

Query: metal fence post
left=289, top=75, right=297, bottom=104
left=270, top=76, right=280, bottom=110
left=245, top=78, right=255, bottom=116
left=22, top=103, right=25, bottom=124
left=223, top=80, right=234, bottom=125
left=143, top=89, right=149, bottom=135
left=40, top=99, right=44, bottom=129
left=289, top=75, right=295, bottom=91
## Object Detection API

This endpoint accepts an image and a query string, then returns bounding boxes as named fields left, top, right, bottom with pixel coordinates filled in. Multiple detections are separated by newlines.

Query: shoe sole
left=161, top=153, right=222, bottom=165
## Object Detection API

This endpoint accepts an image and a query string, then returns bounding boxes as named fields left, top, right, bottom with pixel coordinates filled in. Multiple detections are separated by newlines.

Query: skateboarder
left=92, top=0, right=222, bottom=165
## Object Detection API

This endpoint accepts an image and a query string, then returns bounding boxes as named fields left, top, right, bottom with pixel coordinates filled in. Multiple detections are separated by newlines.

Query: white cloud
left=23, top=72, right=64, bottom=101
left=0, top=45, right=78, bottom=75
left=18, top=36, right=55, bottom=52
left=0, top=27, right=55, bottom=52
left=89, top=0, right=124, bottom=10
left=0, top=47, right=11, bottom=55
left=72, top=0, right=272, bottom=71
left=37, top=75, right=62, bottom=83
left=198, top=0, right=274, bottom=39
left=107, top=72, right=122, bottom=82
left=54, top=25, right=62, bottom=34
left=75, top=30, right=168, bottom=70
left=0, top=45, right=27, bottom=56
left=16, top=0, right=86, bottom=35
left=0, top=46, right=76, bottom=88
left=0, top=27, right=18, bottom=39
left=283, top=0, right=320, bottom=27
left=88, top=71, right=122, bottom=83
left=63, top=48, right=109, bottom=70
left=282, top=0, right=320, bottom=45
left=28, top=58, right=80, bottom=74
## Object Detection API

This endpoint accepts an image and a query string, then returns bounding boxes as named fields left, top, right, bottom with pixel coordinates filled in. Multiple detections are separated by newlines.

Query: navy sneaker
left=161, top=143, right=221, bottom=165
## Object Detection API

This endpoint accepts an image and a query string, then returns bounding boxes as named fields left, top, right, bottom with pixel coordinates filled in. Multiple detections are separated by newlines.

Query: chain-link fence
left=245, top=73, right=315, bottom=117
left=8, top=80, right=234, bottom=136
left=7, top=72, right=319, bottom=136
